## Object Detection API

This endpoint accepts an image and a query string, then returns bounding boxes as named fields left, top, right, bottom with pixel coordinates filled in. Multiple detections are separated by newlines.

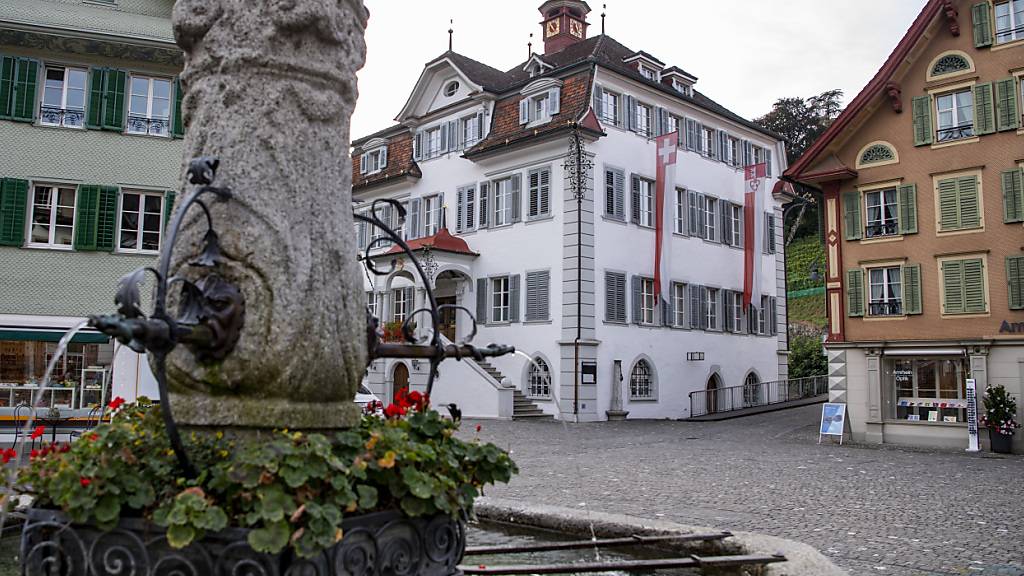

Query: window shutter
left=842, top=191, right=862, bottom=240
left=911, top=96, right=933, bottom=146
left=73, top=185, right=100, bottom=251
left=688, top=190, right=699, bottom=236
left=695, top=125, right=705, bottom=155
left=624, top=96, right=636, bottom=132
left=707, top=128, right=718, bottom=159
left=662, top=288, right=674, bottom=326
left=937, top=178, right=959, bottom=230
left=995, top=77, right=1020, bottom=132
left=737, top=205, right=745, bottom=247
left=359, top=153, right=368, bottom=174
left=1007, top=256, right=1024, bottom=310
left=972, top=2, right=993, bottom=48
left=698, top=287, right=708, bottom=329
left=439, top=123, right=449, bottom=152
left=162, top=189, right=176, bottom=233
left=539, top=169, right=550, bottom=216
left=765, top=212, right=777, bottom=253
left=1002, top=168, right=1024, bottom=223
left=9, top=58, right=38, bottom=122
left=526, top=270, right=550, bottom=321
left=456, top=187, right=465, bottom=232
left=629, top=275, right=641, bottom=324
left=898, top=183, right=918, bottom=234
left=0, top=178, right=28, bottom=247
left=478, top=182, right=489, bottom=228
left=685, top=119, right=697, bottom=151
left=528, top=170, right=539, bottom=218
left=697, top=194, right=707, bottom=239
left=723, top=292, right=734, bottom=332
left=509, top=274, right=521, bottom=322
left=630, top=176, right=641, bottom=224
left=963, top=259, right=986, bottom=313
left=593, top=85, right=603, bottom=118
left=655, top=106, right=665, bottom=136
left=511, top=173, right=522, bottom=223
left=902, top=263, right=922, bottom=315
left=769, top=296, right=778, bottom=335
left=413, top=132, right=423, bottom=161
left=942, top=260, right=965, bottom=314
left=96, top=186, right=119, bottom=251
left=958, top=176, right=980, bottom=228
left=548, top=88, right=560, bottom=115
left=465, top=186, right=475, bottom=230
left=973, top=82, right=996, bottom=135
left=172, top=76, right=185, bottom=138
left=688, top=284, right=700, bottom=329
left=476, top=111, right=485, bottom=143
left=407, top=198, right=421, bottom=240
left=613, top=169, right=624, bottom=219
left=379, top=146, right=388, bottom=168
left=604, top=272, right=615, bottom=321
left=719, top=132, right=729, bottom=163
left=719, top=199, right=730, bottom=245
left=102, top=69, right=126, bottom=131
left=846, top=269, right=864, bottom=317
left=742, top=140, right=753, bottom=166
left=0, top=56, right=14, bottom=118
left=85, top=68, right=105, bottom=129
left=476, top=278, right=488, bottom=324
left=519, top=98, right=529, bottom=124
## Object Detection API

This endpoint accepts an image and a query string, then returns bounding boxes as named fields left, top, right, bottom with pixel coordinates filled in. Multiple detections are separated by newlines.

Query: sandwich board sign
left=818, top=403, right=846, bottom=444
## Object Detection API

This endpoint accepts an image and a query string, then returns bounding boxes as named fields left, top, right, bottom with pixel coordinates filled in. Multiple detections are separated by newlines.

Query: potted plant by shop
left=981, top=384, right=1020, bottom=454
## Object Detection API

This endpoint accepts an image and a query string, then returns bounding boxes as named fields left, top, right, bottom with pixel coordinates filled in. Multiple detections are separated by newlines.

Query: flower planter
left=988, top=428, right=1014, bottom=454
left=21, top=507, right=465, bottom=576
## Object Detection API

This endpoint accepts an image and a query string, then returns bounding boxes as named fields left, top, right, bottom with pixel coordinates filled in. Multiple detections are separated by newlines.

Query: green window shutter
left=995, top=77, right=1020, bottom=132
left=102, top=69, right=126, bottom=131
left=842, top=191, right=862, bottom=240
left=163, top=190, right=176, bottom=231
left=1002, top=168, right=1023, bottom=223
left=937, top=177, right=959, bottom=230
left=846, top=269, right=864, bottom=317
left=957, top=176, right=980, bottom=228
left=942, top=260, right=965, bottom=314
left=73, top=185, right=100, bottom=251
left=172, top=77, right=184, bottom=138
left=898, top=183, right=918, bottom=234
left=11, top=58, right=38, bottom=122
left=912, top=96, right=933, bottom=146
left=1007, top=256, right=1024, bottom=310
left=0, top=56, right=14, bottom=118
left=0, top=178, right=28, bottom=246
left=96, top=186, right=119, bottom=251
left=973, top=82, right=995, bottom=135
left=962, top=259, right=986, bottom=313
left=902, top=264, right=922, bottom=315
left=86, top=68, right=106, bottom=129
left=972, top=2, right=993, bottom=48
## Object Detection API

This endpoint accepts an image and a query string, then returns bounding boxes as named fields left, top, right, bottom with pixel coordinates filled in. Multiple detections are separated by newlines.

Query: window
left=391, top=288, right=410, bottom=322
left=672, top=282, right=687, bottom=327
left=28, top=185, right=76, bottom=247
left=672, top=80, right=691, bottom=96
left=935, top=89, right=974, bottom=142
left=700, top=126, right=715, bottom=159
left=605, top=271, right=627, bottom=323
left=360, top=147, right=387, bottom=175
left=118, top=191, right=163, bottom=253
left=533, top=93, right=550, bottom=121
left=703, top=287, right=718, bottom=330
left=639, top=65, right=657, bottom=81
left=127, top=75, right=172, bottom=137
left=930, top=54, right=971, bottom=77
left=890, top=357, right=968, bottom=423
left=941, top=257, right=987, bottom=314
left=995, top=0, right=1024, bottom=44
left=525, top=270, right=550, bottom=321
left=688, top=190, right=700, bottom=236
left=39, top=67, right=86, bottom=128
left=425, top=127, right=443, bottom=159
left=444, top=80, right=460, bottom=97
left=728, top=291, right=744, bottom=333
left=462, top=114, right=481, bottom=147
left=629, top=359, right=653, bottom=399
left=729, top=204, right=743, bottom=246
left=635, top=103, right=652, bottom=137
left=527, top=168, right=550, bottom=219
left=865, top=188, right=898, bottom=237
left=640, top=277, right=655, bottom=325
left=632, top=176, right=654, bottom=227
left=366, top=292, right=378, bottom=318
left=674, top=188, right=687, bottom=234
left=743, top=373, right=761, bottom=407
left=423, top=195, right=441, bottom=237
left=601, top=89, right=619, bottom=125
left=729, top=137, right=741, bottom=167
left=493, top=178, right=513, bottom=226
left=605, top=168, right=624, bottom=220
left=491, top=276, right=510, bottom=323
left=703, top=195, right=717, bottom=240
left=868, top=267, right=903, bottom=316
left=858, top=143, right=897, bottom=167
left=528, top=357, right=551, bottom=398
left=758, top=295, right=770, bottom=334
left=667, top=115, right=679, bottom=137
left=936, top=175, right=981, bottom=231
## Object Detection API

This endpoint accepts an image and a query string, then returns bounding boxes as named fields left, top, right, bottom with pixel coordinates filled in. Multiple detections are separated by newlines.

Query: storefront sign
left=999, top=321, right=1024, bottom=334
left=965, top=378, right=979, bottom=452
left=818, top=403, right=846, bottom=445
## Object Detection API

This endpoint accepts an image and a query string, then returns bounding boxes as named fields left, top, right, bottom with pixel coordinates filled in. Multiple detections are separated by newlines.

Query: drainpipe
left=573, top=124, right=584, bottom=421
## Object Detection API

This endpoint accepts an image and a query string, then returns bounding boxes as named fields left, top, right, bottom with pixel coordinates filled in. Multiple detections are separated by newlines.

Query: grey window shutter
left=630, top=176, right=641, bottom=224
left=898, top=183, right=918, bottom=233
left=697, top=194, right=707, bottom=239
left=548, top=88, right=560, bottom=115
left=511, top=173, right=522, bottom=222
left=698, top=287, right=708, bottom=330
left=466, top=185, right=475, bottom=230
left=723, top=292, right=734, bottom=332
left=478, top=182, right=489, bottom=227
left=625, top=96, right=636, bottom=132
left=356, top=217, right=367, bottom=251
left=737, top=205, right=744, bottom=247
left=519, top=98, right=529, bottom=124
left=538, top=169, right=550, bottom=216
left=413, top=131, right=423, bottom=161
left=528, top=170, right=540, bottom=218
left=613, top=169, right=625, bottom=219
left=718, top=131, right=728, bottom=163
left=719, top=199, right=731, bottom=245
left=359, top=153, right=368, bottom=174
left=380, top=146, right=388, bottom=167
left=408, top=198, right=421, bottom=240
left=842, top=191, right=862, bottom=240
left=765, top=149, right=773, bottom=177
left=695, top=124, right=705, bottom=155
left=655, top=106, right=665, bottom=136
left=972, top=2, right=993, bottom=48
left=605, top=272, right=615, bottom=321
left=526, top=270, right=550, bottom=321
left=526, top=272, right=538, bottom=321
left=765, top=212, right=776, bottom=253
left=689, top=284, right=700, bottom=329
left=476, top=278, right=488, bottom=324
left=631, top=275, right=641, bottom=324
left=593, top=85, right=604, bottom=118
left=742, top=140, right=753, bottom=166
left=539, top=271, right=550, bottom=321
left=439, top=124, right=449, bottom=152
left=510, top=274, right=521, bottom=322
left=456, top=187, right=465, bottom=232
left=769, top=296, right=777, bottom=335
left=688, top=190, right=699, bottom=235
left=662, top=289, right=674, bottom=326
left=685, top=119, right=697, bottom=151
left=476, top=111, right=485, bottom=142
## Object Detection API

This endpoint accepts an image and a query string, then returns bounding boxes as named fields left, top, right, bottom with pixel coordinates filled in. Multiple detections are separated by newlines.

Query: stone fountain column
left=163, top=0, right=369, bottom=431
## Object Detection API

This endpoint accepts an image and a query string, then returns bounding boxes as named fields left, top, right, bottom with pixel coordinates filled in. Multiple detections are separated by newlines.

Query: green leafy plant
left=788, top=333, right=827, bottom=379
left=3, top=399, right=516, bottom=558
left=981, top=384, right=1020, bottom=436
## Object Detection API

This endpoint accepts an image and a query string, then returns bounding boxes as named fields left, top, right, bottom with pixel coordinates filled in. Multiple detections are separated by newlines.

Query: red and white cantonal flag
left=654, top=131, right=678, bottom=304
left=743, top=163, right=767, bottom=309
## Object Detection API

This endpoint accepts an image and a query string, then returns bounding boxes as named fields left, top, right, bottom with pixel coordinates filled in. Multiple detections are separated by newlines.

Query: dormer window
left=639, top=65, right=658, bottom=82
left=359, top=145, right=388, bottom=175
left=672, top=80, right=692, bottom=97
left=518, top=80, right=562, bottom=126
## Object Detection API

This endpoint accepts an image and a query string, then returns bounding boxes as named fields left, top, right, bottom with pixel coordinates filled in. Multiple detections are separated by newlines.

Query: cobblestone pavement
left=462, top=405, right=1024, bottom=576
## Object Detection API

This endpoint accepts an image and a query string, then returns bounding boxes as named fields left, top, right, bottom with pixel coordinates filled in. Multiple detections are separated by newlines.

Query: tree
left=789, top=334, right=828, bottom=379
left=755, top=89, right=843, bottom=165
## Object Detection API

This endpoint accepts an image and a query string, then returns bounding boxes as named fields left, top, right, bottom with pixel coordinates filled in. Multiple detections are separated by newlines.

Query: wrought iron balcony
left=39, top=106, right=85, bottom=128
left=936, top=123, right=974, bottom=142
left=865, top=221, right=898, bottom=238
left=869, top=301, right=903, bottom=316
left=127, top=114, right=170, bottom=137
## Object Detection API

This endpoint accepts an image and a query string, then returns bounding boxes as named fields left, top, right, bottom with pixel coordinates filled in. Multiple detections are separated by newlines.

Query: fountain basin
left=21, top=507, right=464, bottom=576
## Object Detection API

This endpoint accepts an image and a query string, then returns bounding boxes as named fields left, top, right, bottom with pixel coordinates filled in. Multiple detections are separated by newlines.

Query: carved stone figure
left=163, top=0, right=369, bottom=431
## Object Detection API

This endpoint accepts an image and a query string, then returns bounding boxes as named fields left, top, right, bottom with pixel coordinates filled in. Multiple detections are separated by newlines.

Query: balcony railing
left=127, top=114, right=170, bottom=137
left=865, top=221, right=898, bottom=238
left=39, top=106, right=85, bottom=128
left=869, top=301, right=902, bottom=316
left=936, top=124, right=974, bottom=142
left=689, top=375, right=828, bottom=418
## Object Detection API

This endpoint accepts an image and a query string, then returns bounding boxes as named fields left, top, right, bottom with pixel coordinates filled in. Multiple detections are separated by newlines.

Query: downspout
left=573, top=123, right=583, bottom=421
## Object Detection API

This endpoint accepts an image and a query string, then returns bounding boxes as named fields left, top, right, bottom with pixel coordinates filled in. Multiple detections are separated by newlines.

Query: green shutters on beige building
left=995, top=77, right=1020, bottom=132
left=942, top=258, right=986, bottom=314
left=0, top=178, right=28, bottom=246
left=847, top=269, right=864, bottom=317
left=843, top=191, right=862, bottom=240
left=937, top=176, right=980, bottom=231
left=898, top=183, right=918, bottom=234
left=1003, top=168, right=1023, bottom=223
left=912, top=95, right=933, bottom=146
left=973, top=2, right=993, bottom=48
left=902, top=264, right=923, bottom=315
left=973, top=82, right=996, bottom=135
left=1007, top=256, right=1024, bottom=310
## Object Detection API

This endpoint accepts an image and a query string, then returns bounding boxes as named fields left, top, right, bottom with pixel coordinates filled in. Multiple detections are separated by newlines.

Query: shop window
left=889, top=357, right=968, bottom=423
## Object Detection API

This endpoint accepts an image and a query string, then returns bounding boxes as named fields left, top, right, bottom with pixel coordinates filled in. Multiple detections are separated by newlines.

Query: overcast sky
left=351, top=0, right=924, bottom=139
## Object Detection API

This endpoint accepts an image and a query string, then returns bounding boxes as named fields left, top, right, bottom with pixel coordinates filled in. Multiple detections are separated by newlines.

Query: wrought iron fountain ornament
left=90, top=158, right=514, bottom=477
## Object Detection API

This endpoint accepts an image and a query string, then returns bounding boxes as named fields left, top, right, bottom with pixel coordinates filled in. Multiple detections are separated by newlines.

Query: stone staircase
left=474, top=359, right=552, bottom=420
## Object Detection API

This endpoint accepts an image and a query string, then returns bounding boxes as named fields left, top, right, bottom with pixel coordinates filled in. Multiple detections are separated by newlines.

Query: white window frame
left=527, top=357, right=552, bottom=398
left=39, top=66, right=87, bottom=129
left=703, top=287, right=718, bottom=330
left=638, top=178, right=654, bottom=227
left=700, top=127, right=715, bottom=158
left=672, top=282, right=687, bottom=327
left=639, top=65, right=658, bottom=81
left=126, top=74, right=172, bottom=137
left=868, top=266, right=903, bottom=317
left=995, top=0, right=1024, bottom=44
left=462, top=114, right=480, bottom=147
left=601, top=89, right=619, bottom=125
left=363, top=147, right=386, bottom=175
left=27, top=184, right=76, bottom=249
left=423, top=194, right=442, bottom=237
left=532, top=93, right=550, bottom=123
left=629, top=359, right=654, bottom=400
left=366, top=292, right=378, bottom=318
left=730, top=204, right=742, bottom=246
left=864, top=188, right=899, bottom=238
left=425, top=126, right=443, bottom=159
left=667, top=115, right=679, bottom=137
left=674, top=188, right=686, bottom=234
left=935, top=89, right=974, bottom=142
left=636, top=103, right=652, bottom=137
left=493, top=178, right=513, bottom=227
left=640, top=277, right=655, bottom=325
left=491, top=276, right=511, bottom=323
left=117, top=190, right=164, bottom=254
left=703, top=195, right=717, bottom=240
left=730, top=291, right=744, bottom=332
left=391, top=288, right=409, bottom=323
left=729, top=137, right=741, bottom=167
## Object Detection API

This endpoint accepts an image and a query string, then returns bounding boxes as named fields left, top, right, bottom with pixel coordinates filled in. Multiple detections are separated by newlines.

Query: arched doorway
left=743, top=372, right=761, bottom=407
left=433, top=270, right=470, bottom=341
left=706, top=373, right=722, bottom=414
left=392, top=363, right=409, bottom=402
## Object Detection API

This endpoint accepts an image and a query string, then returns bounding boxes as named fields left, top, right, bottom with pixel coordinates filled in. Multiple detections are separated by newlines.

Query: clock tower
left=539, top=0, right=591, bottom=55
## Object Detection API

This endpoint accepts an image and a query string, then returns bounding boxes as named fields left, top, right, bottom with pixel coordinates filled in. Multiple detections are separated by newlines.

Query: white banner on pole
left=966, top=378, right=979, bottom=452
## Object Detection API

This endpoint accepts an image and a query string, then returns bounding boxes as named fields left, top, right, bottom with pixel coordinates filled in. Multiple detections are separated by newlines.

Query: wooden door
left=392, top=363, right=409, bottom=402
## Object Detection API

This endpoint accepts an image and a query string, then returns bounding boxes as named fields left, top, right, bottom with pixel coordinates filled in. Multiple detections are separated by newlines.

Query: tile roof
left=384, top=228, right=478, bottom=257
left=0, top=0, right=175, bottom=44
left=351, top=131, right=421, bottom=192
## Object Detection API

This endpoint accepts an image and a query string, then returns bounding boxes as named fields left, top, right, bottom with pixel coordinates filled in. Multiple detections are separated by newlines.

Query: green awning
left=0, top=330, right=109, bottom=344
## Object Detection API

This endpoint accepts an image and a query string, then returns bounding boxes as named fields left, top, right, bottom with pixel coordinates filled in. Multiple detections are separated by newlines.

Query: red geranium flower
left=87, top=432, right=99, bottom=442
left=30, top=426, right=45, bottom=440
left=2, top=448, right=17, bottom=464
left=29, top=449, right=39, bottom=459
left=80, top=477, right=91, bottom=487
left=108, top=396, right=125, bottom=411
left=384, top=403, right=406, bottom=419
left=475, top=424, right=482, bottom=433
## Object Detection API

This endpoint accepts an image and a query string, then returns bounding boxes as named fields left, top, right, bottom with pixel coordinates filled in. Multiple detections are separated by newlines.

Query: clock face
left=569, top=19, right=583, bottom=38
left=546, top=19, right=560, bottom=38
